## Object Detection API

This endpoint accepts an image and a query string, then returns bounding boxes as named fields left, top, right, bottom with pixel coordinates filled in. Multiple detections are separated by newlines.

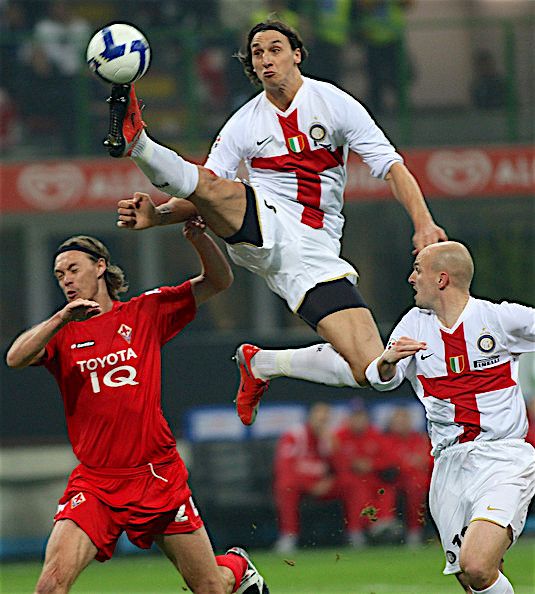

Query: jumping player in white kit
left=365, top=241, right=535, bottom=594
left=104, top=19, right=447, bottom=425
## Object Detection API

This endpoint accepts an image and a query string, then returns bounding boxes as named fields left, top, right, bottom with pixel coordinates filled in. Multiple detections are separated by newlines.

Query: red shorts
left=54, top=456, right=204, bottom=561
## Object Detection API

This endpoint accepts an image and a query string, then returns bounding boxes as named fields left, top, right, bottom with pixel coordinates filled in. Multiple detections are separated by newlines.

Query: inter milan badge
left=477, top=332, right=496, bottom=353
left=71, top=492, right=86, bottom=509
left=449, top=355, right=465, bottom=374
left=118, top=323, right=133, bottom=344
left=309, top=123, right=326, bottom=141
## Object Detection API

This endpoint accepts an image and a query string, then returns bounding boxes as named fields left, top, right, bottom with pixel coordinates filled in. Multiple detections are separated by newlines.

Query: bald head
left=420, top=241, right=474, bottom=291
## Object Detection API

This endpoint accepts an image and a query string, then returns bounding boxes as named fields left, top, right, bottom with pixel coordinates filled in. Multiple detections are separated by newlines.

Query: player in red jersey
left=6, top=208, right=269, bottom=594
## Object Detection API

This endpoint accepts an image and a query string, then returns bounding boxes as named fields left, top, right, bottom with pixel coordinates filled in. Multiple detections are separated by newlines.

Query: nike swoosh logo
left=420, top=353, right=434, bottom=360
left=486, top=505, right=504, bottom=511
left=256, top=136, right=272, bottom=146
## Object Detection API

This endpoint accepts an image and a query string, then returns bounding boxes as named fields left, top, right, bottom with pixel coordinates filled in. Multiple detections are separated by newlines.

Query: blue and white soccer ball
left=86, top=23, right=151, bottom=84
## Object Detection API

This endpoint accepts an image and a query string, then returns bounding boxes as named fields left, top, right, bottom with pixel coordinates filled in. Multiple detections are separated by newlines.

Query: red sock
left=216, top=553, right=248, bottom=593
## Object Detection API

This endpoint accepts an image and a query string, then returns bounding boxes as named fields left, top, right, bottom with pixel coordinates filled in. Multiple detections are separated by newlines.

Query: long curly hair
left=56, top=235, right=129, bottom=300
left=235, top=19, right=308, bottom=87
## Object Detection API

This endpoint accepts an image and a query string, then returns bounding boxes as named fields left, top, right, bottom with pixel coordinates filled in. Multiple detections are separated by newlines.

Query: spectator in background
left=272, top=402, right=360, bottom=553
left=382, top=406, right=432, bottom=546
left=471, top=49, right=507, bottom=110
left=333, top=397, right=397, bottom=547
left=29, top=0, right=90, bottom=152
left=0, top=0, right=29, bottom=152
left=356, top=0, right=414, bottom=113
left=303, top=0, right=353, bottom=83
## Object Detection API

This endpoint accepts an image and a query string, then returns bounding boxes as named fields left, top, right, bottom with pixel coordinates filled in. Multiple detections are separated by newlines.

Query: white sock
left=131, top=131, right=199, bottom=197
left=472, top=572, right=514, bottom=594
left=252, top=344, right=359, bottom=388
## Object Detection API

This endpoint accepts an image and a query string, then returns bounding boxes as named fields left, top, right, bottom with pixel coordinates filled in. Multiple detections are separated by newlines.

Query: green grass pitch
left=2, top=540, right=533, bottom=593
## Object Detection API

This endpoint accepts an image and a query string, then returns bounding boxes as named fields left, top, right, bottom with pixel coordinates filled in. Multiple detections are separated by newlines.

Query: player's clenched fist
left=183, top=215, right=206, bottom=242
left=117, top=192, right=159, bottom=230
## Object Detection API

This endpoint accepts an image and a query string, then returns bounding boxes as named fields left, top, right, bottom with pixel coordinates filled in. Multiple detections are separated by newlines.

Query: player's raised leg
left=316, top=308, right=384, bottom=386
left=34, top=519, right=97, bottom=594
left=104, top=84, right=247, bottom=238
left=234, top=295, right=384, bottom=425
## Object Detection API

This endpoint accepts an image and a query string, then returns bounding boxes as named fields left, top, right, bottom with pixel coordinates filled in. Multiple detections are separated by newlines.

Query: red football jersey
left=41, top=282, right=196, bottom=469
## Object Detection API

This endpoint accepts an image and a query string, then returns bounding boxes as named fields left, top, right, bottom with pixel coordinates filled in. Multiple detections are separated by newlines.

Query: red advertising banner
left=1, top=145, right=533, bottom=213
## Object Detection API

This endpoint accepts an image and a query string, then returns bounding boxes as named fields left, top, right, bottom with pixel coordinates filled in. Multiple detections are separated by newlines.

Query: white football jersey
left=205, top=77, right=403, bottom=241
left=366, top=298, right=535, bottom=456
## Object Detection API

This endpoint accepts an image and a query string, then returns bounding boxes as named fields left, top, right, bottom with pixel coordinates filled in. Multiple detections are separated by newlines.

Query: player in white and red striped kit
left=6, top=216, right=269, bottom=594
left=106, top=19, right=446, bottom=426
left=366, top=241, right=535, bottom=594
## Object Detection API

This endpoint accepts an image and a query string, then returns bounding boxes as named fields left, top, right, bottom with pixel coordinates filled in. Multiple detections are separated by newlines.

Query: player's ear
left=438, top=271, right=449, bottom=290
left=96, top=258, right=107, bottom=279
left=294, top=48, right=301, bottom=66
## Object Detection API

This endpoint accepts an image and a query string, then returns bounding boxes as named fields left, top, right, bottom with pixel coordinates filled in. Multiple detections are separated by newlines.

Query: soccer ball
left=86, top=23, right=151, bottom=84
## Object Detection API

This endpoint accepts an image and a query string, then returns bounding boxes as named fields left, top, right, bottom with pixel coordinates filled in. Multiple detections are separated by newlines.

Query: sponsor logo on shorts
left=474, top=355, right=500, bottom=369
left=477, top=332, right=496, bottom=353
left=71, top=340, right=95, bottom=350
left=446, top=550, right=457, bottom=564
left=486, top=505, right=504, bottom=512
left=71, top=492, right=86, bottom=509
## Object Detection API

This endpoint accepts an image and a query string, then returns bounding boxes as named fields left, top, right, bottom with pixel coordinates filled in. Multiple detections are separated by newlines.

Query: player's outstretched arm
left=375, top=336, right=427, bottom=382
left=184, top=216, right=234, bottom=306
left=117, top=192, right=199, bottom=229
left=385, top=162, right=448, bottom=254
left=6, top=300, right=102, bottom=368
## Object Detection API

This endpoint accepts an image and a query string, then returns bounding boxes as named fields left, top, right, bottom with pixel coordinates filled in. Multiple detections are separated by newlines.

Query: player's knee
left=196, top=173, right=239, bottom=207
left=459, top=554, right=495, bottom=589
left=35, top=563, right=70, bottom=594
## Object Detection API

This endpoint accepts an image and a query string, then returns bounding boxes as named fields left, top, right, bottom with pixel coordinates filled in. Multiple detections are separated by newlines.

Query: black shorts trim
left=223, top=183, right=263, bottom=247
left=297, top=278, right=368, bottom=330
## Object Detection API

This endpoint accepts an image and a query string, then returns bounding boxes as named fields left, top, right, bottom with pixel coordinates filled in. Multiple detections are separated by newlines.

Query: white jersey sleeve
left=332, top=86, right=404, bottom=179
left=495, top=301, right=535, bottom=353
left=204, top=109, right=250, bottom=179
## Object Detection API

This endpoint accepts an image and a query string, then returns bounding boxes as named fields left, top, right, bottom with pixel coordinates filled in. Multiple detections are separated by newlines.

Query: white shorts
left=429, top=439, right=535, bottom=575
left=226, top=187, right=358, bottom=312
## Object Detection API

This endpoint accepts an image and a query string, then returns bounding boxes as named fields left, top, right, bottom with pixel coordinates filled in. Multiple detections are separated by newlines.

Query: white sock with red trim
left=251, top=343, right=359, bottom=387
left=131, top=131, right=199, bottom=198
left=472, top=572, right=514, bottom=594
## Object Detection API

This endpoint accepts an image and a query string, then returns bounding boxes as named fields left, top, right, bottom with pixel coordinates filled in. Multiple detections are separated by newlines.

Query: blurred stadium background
left=1, top=0, right=534, bottom=592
